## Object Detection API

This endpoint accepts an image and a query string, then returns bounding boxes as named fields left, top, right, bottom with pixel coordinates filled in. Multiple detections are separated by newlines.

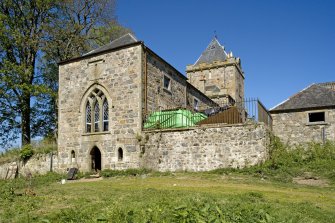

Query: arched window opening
left=85, top=102, right=92, bottom=133
left=103, top=99, right=109, bottom=131
left=94, top=101, right=100, bottom=132
left=84, top=88, right=110, bottom=133
left=71, top=150, right=76, bottom=163
left=118, top=148, right=123, bottom=161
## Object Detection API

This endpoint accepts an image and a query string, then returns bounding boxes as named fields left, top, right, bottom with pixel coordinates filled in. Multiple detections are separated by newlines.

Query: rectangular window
left=194, top=98, right=199, bottom=111
left=308, top=112, right=325, bottom=123
left=163, top=75, right=171, bottom=91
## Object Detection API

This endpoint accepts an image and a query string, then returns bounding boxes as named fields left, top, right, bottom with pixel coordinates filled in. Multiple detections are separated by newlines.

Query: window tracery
left=85, top=89, right=109, bottom=133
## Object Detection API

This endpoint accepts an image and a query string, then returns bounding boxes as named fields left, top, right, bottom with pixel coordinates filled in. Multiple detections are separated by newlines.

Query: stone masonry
left=141, top=123, right=269, bottom=171
left=186, top=59, right=244, bottom=105
left=57, top=35, right=221, bottom=172
left=0, top=153, right=58, bottom=179
left=58, top=44, right=143, bottom=172
left=145, top=50, right=215, bottom=114
left=271, top=109, right=335, bottom=145
left=186, top=38, right=244, bottom=105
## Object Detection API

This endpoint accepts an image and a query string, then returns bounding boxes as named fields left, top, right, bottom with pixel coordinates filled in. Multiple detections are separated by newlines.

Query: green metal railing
left=143, top=109, right=207, bottom=129
left=143, top=98, right=272, bottom=130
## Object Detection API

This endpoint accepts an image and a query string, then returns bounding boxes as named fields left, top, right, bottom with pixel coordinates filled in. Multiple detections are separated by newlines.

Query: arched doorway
left=90, top=146, right=101, bottom=172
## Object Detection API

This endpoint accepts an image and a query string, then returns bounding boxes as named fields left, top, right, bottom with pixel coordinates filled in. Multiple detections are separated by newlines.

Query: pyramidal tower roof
left=194, top=37, right=228, bottom=65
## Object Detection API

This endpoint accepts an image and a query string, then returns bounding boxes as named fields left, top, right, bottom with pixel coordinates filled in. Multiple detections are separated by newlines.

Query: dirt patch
left=67, top=177, right=103, bottom=183
left=293, top=177, right=329, bottom=187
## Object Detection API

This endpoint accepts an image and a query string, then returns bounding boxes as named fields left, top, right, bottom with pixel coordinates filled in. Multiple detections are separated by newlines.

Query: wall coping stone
left=143, top=122, right=262, bottom=133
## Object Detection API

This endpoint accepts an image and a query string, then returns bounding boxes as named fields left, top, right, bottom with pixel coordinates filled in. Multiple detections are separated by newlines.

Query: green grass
left=0, top=147, right=21, bottom=164
left=0, top=171, right=334, bottom=223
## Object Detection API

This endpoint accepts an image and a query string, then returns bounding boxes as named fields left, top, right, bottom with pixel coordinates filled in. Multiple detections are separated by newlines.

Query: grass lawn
left=1, top=172, right=334, bottom=223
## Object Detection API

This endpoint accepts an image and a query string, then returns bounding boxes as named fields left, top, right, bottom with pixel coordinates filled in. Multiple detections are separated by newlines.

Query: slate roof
left=194, top=37, right=228, bottom=65
left=83, top=33, right=138, bottom=56
left=270, top=82, right=335, bottom=112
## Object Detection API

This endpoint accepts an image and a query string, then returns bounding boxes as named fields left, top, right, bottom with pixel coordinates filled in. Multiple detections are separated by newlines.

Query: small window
left=118, top=148, right=123, bottom=161
left=163, top=75, right=171, bottom=91
left=71, top=150, right=76, bottom=163
left=308, top=112, right=325, bottom=123
left=194, top=98, right=199, bottom=111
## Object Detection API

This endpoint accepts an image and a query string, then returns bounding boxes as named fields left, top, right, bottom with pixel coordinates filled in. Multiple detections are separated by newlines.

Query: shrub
left=20, top=144, right=34, bottom=161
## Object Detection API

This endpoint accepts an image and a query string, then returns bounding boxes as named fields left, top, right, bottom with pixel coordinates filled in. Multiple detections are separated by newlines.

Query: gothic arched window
left=103, top=99, right=109, bottom=131
left=85, top=89, right=109, bottom=133
left=86, top=102, right=92, bottom=132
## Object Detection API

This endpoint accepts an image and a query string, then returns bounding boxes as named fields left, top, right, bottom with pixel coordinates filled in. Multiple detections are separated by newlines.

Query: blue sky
left=116, top=0, right=335, bottom=109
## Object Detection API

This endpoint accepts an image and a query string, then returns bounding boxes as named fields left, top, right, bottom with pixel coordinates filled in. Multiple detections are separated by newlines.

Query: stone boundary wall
left=0, top=124, right=270, bottom=177
left=0, top=153, right=58, bottom=179
left=141, top=123, right=269, bottom=172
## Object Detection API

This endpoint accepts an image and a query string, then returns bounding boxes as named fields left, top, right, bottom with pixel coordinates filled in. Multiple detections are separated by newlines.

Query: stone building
left=57, top=33, right=267, bottom=173
left=270, top=82, right=335, bottom=145
left=186, top=38, right=244, bottom=105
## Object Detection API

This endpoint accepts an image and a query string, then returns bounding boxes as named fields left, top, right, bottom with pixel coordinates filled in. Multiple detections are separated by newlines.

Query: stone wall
left=58, top=44, right=143, bottom=172
left=271, top=109, right=335, bottom=145
left=145, top=51, right=216, bottom=114
left=141, top=123, right=269, bottom=171
left=186, top=83, right=217, bottom=110
left=1, top=123, right=269, bottom=176
left=146, top=52, right=187, bottom=112
left=186, top=58, right=245, bottom=104
left=0, top=153, right=58, bottom=179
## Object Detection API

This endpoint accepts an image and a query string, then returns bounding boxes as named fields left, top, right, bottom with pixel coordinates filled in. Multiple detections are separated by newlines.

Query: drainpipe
left=144, top=47, right=148, bottom=116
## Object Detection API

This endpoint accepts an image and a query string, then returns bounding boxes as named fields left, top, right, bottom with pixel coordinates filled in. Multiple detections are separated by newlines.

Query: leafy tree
left=0, top=0, right=56, bottom=148
left=0, top=0, right=131, bottom=149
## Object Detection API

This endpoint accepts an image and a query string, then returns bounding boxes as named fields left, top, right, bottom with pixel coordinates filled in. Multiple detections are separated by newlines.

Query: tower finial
left=214, top=30, right=218, bottom=39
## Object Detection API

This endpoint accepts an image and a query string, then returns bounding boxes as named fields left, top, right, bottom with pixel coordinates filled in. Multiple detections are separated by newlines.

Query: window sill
left=163, top=88, right=172, bottom=95
left=82, top=131, right=111, bottom=136
left=306, top=122, right=329, bottom=126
